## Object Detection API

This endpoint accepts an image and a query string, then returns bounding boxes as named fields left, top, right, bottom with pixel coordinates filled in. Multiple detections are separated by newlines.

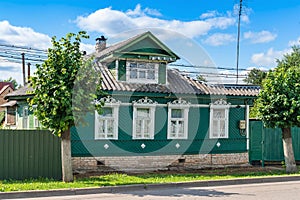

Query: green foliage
left=255, top=46, right=300, bottom=128
left=243, top=68, right=267, bottom=86
left=29, top=31, right=102, bottom=136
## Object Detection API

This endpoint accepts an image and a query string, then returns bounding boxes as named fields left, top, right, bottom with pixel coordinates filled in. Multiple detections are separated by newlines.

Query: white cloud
left=76, top=7, right=211, bottom=38
left=251, top=48, right=291, bottom=67
left=203, top=33, right=235, bottom=46
left=288, top=36, right=300, bottom=46
left=0, top=20, right=51, bottom=49
left=80, top=43, right=95, bottom=54
left=126, top=4, right=162, bottom=17
left=244, top=30, right=277, bottom=44
left=0, top=61, right=23, bottom=84
left=204, top=17, right=235, bottom=29
left=233, top=3, right=252, bottom=23
left=75, top=4, right=245, bottom=39
left=200, top=10, right=219, bottom=19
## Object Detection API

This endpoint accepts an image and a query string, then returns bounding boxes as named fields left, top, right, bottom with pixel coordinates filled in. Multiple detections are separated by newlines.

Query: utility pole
left=27, top=62, right=31, bottom=83
left=21, top=53, right=26, bottom=86
left=236, top=0, right=243, bottom=84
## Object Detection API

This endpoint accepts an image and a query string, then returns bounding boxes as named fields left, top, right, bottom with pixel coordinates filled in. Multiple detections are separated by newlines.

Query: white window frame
left=94, top=96, right=120, bottom=140
left=167, top=98, right=190, bottom=139
left=33, top=116, right=40, bottom=128
left=22, top=106, right=29, bottom=129
left=132, top=97, right=156, bottom=140
left=126, top=61, right=159, bottom=83
left=32, top=105, right=40, bottom=128
left=209, top=99, right=230, bottom=139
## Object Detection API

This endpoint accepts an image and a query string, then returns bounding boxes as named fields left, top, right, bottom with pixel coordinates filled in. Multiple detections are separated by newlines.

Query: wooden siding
left=71, top=96, right=247, bottom=157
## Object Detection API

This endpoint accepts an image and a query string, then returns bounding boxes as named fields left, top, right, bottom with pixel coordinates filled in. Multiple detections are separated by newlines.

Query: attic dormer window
left=126, top=61, right=158, bottom=83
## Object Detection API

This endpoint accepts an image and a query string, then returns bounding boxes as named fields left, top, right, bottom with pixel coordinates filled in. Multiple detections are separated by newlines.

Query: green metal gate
left=249, top=120, right=300, bottom=165
left=0, top=130, right=61, bottom=180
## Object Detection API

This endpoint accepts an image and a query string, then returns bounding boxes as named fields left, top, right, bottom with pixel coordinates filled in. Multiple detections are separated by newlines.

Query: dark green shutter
left=158, top=63, right=166, bottom=84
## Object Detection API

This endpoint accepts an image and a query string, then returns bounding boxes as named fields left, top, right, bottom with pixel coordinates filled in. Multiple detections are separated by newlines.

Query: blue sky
left=0, top=0, right=300, bottom=84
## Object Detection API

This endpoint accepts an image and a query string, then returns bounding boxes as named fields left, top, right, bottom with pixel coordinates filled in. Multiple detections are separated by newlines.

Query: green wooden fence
left=0, top=130, right=61, bottom=180
left=249, top=120, right=300, bottom=165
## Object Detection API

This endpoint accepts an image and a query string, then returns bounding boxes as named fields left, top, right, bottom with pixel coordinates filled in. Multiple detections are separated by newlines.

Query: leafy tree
left=256, top=46, right=300, bottom=173
left=29, top=32, right=102, bottom=182
left=243, top=68, right=267, bottom=86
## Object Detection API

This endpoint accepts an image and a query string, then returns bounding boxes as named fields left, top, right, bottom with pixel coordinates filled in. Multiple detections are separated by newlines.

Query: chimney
left=95, top=36, right=107, bottom=53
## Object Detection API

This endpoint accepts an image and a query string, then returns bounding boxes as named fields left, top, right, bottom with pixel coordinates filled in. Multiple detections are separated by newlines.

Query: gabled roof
left=93, top=31, right=180, bottom=61
left=0, top=84, right=13, bottom=95
left=0, top=82, right=14, bottom=91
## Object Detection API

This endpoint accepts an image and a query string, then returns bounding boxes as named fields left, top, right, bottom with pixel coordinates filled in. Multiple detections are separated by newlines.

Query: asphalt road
left=7, top=180, right=300, bottom=200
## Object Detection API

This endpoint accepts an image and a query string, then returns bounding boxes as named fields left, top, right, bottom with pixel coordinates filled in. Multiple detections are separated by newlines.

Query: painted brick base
left=72, top=153, right=249, bottom=173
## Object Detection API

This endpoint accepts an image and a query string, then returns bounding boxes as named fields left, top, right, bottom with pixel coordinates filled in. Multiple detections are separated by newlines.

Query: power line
left=0, top=44, right=47, bottom=53
left=169, top=63, right=252, bottom=72
left=0, top=43, right=263, bottom=82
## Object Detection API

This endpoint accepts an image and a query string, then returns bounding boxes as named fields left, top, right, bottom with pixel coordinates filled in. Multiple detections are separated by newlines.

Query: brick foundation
left=72, top=153, right=249, bottom=173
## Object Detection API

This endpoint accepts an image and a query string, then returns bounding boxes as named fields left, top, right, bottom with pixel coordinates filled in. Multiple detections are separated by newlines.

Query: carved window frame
left=94, top=96, right=120, bottom=140
left=209, top=99, right=230, bottom=139
left=132, top=97, right=156, bottom=139
left=167, top=98, right=190, bottom=139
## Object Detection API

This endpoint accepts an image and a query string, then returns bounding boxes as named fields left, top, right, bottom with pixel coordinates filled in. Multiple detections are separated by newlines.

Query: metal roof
left=4, top=84, right=33, bottom=99
left=99, top=65, right=260, bottom=96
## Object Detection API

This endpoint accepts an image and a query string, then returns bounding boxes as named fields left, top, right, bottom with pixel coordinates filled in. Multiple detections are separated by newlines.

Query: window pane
left=139, top=70, right=146, bottom=78
left=212, top=120, right=219, bottom=137
left=137, top=108, right=150, bottom=118
left=146, top=63, right=155, bottom=69
left=128, top=62, right=157, bottom=81
left=130, top=63, right=137, bottom=68
left=147, top=70, right=155, bottom=79
left=143, top=119, right=150, bottom=134
left=219, top=120, right=226, bottom=137
left=213, top=109, right=225, bottom=119
left=107, top=119, right=114, bottom=134
left=130, top=69, right=138, bottom=78
left=171, top=109, right=182, bottom=118
left=138, top=63, right=145, bottom=68
left=170, top=120, right=176, bottom=133
left=101, top=107, right=113, bottom=117
left=178, top=121, right=184, bottom=134
left=136, top=119, right=142, bottom=134
left=98, top=120, right=105, bottom=133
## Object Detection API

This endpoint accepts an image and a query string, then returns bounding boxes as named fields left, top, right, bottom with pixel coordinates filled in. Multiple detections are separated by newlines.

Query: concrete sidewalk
left=1, top=175, right=300, bottom=199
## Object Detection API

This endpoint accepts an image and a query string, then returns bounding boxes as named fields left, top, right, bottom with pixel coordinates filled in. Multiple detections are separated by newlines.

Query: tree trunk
left=61, top=128, right=73, bottom=182
left=282, top=127, right=297, bottom=173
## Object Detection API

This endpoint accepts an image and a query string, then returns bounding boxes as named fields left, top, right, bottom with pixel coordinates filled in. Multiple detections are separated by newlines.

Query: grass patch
left=0, top=167, right=299, bottom=192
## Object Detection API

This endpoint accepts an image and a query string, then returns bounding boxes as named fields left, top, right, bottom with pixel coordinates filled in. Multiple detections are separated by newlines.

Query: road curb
left=1, top=175, right=300, bottom=199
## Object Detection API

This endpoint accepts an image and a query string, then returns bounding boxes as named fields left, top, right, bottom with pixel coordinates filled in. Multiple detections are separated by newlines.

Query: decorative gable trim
left=100, top=96, right=121, bottom=105
left=168, top=98, right=190, bottom=110
left=132, top=97, right=157, bottom=106
left=210, top=99, right=231, bottom=106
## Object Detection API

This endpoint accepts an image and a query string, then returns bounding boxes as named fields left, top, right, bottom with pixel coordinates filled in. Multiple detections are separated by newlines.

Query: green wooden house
left=4, top=32, right=259, bottom=172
